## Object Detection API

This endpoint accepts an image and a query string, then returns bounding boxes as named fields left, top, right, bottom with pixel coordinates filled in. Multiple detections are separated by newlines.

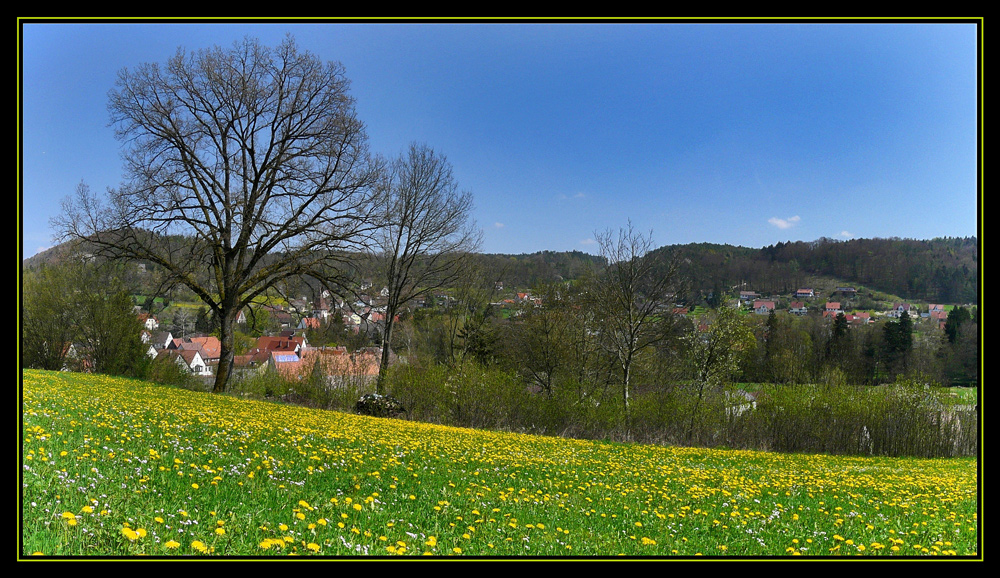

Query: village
left=119, top=277, right=961, bottom=388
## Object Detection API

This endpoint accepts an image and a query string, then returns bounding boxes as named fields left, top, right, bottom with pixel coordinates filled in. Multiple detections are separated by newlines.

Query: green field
left=21, top=370, right=978, bottom=558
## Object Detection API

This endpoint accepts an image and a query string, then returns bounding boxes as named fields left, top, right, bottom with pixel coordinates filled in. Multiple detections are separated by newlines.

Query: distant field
left=21, top=370, right=978, bottom=558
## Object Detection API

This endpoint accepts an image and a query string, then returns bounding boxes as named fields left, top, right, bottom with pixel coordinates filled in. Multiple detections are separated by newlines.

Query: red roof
left=256, top=335, right=304, bottom=353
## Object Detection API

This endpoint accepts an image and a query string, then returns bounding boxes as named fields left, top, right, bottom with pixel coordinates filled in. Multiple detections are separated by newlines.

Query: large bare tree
left=54, top=36, right=380, bottom=393
left=370, top=143, right=480, bottom=392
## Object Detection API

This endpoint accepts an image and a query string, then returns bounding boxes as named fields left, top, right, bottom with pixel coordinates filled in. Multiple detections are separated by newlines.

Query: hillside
left=22, top=236, right=978, bottom=306
left=21, top=370, right=979, bottom=558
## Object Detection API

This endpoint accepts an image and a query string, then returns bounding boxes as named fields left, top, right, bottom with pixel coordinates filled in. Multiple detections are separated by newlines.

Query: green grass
left=21, top=370, right=979, bottom=558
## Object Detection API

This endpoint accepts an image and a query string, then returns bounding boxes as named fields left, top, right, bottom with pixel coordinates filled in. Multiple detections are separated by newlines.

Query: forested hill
left=470, top=250, right=605, bottom=289
left=25, top=237, right=977, bottom=306
left=649, top=237, right=978, bottom=305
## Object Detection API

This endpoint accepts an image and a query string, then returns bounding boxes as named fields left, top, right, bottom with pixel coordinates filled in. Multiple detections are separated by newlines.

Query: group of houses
left=138, top=302, right=388, bottom=385
left=738, top=287, right=952, bottom=330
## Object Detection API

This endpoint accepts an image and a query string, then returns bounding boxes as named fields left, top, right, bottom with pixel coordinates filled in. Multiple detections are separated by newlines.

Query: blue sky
left=19, top=20, right=980, bottom=260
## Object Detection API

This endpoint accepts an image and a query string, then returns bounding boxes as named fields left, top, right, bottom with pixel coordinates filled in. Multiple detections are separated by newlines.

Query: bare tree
left=591, top=222, right=680, bottom=417
left=54, top=36, right=380, bottom=393
left=371, top=143, right=480, bottom=392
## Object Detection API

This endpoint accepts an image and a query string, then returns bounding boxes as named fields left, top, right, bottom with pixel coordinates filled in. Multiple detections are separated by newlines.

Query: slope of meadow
left=20, top=370, right=978, bottom=558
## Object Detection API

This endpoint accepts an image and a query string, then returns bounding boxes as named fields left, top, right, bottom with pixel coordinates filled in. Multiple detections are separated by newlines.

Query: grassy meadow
left=21, top=370, right=978, bottom=558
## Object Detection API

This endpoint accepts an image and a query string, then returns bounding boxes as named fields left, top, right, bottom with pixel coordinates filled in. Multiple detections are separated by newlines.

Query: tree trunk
left=377, top=316, right=394, bottom=395
left=213, top=305, right=238, bottom=393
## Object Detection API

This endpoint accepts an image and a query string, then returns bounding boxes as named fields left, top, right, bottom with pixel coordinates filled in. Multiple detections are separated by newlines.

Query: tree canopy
left=54, top=36, right=381, bottom=392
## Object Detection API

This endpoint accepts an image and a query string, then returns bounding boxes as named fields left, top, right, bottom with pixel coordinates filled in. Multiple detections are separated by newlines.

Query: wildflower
left=307, top=542, right=320, bottom=552
left=191, top=540, right=208, bottom=553
left=165, top=540, right=180, bottom=549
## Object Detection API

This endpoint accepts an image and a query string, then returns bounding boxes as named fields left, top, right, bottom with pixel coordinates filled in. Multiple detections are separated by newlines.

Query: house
left=313, top=297, right=331, bottom=321
left=929, top=309, right=949, bottom=330
left=887, top=303, right=914, bottom=319
left=184, top=336, right=221, bottom=361
left=846, top=312, right=871, bottom=326
left=836, top=287, right=857, bottom=297
left=298, top=317, right=321, bottom=331
left=256, top=335, right=306, bottom=355
left=752, top=300, right=776, bottom=315
left=794, top=289, right=815, bottom=299
left=739, top=291, right=760, bottom=304
left=169, top=336, right=221, bottom=369
left=150, top=331, right=174, bottom=350
left=789, top=301, right=808, bottom=315
left=269, top=352, right=305, bottom=379
left=155, top=349, right=212, bottom=376
left=137, top=313, right=159, bottom=331
left=232, top=349, right=273, bottom=376
left=268, top=346, right=383, bottom=386
left=825, top=302, right=843, bottom=314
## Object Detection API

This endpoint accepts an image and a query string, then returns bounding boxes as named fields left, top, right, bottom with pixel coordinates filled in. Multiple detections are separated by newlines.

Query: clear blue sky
left=19, top=19, right=980, bottom=260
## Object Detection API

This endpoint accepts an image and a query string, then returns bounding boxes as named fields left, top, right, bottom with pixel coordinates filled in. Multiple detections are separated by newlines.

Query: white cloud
left=580, top=238, right=596, bottom=246
left=493, top=222, right=505, bottom=229
left=768, top=215, right=801, bottom=230
left=839, top=230, right=854, bottom=239
left=573, top=192, right=586, bottom=199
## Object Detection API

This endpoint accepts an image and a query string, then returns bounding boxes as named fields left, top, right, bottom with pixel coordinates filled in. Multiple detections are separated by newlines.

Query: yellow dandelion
left=165, top=540, right=181, bottom=549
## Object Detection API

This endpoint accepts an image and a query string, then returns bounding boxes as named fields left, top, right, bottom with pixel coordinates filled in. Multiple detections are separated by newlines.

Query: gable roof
left=256, top=335, right=304, bottom=353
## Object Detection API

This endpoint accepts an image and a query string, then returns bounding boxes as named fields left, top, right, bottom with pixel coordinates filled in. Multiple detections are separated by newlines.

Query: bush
left=355, top=393, right=406, bottom=418
left=146, top=356, right=199, bottom=390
